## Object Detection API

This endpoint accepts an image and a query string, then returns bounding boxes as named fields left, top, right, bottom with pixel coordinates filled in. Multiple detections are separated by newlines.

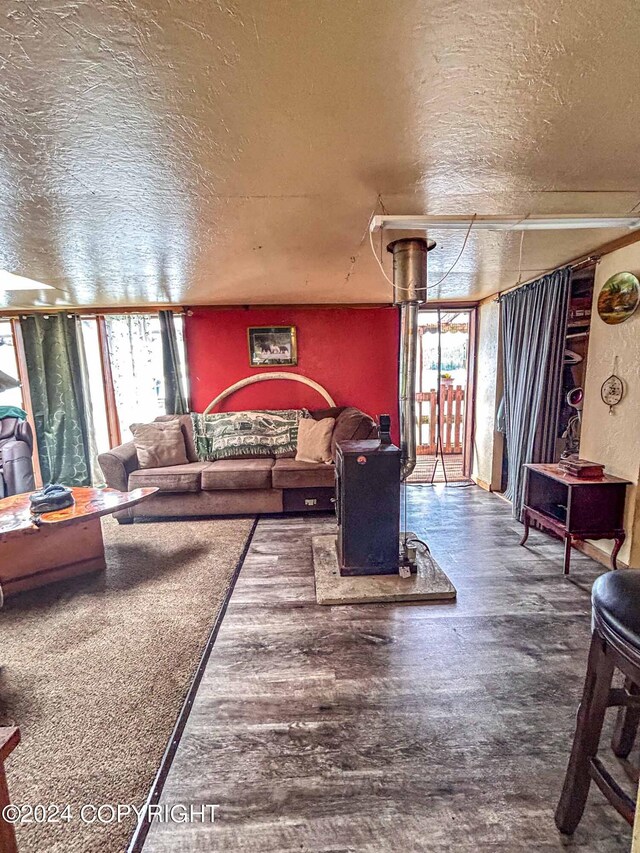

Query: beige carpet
left=0, top=514, right=254, bottom=853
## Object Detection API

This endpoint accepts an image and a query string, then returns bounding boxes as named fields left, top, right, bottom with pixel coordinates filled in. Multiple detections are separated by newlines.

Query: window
left=0, top=312, right=188, bottom=486
left=79, top=319, right=111, bottom=456
left=104, top=314, right=187, bottom=442
left=0, top=321, right=22, bottom=409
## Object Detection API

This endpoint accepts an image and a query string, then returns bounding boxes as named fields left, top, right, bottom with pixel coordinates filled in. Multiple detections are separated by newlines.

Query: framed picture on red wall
left=248, top=326, right=297, bottom=367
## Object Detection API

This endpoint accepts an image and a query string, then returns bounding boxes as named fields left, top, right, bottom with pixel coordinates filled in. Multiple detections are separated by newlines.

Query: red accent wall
left=185, top=307, right=399, bottom=434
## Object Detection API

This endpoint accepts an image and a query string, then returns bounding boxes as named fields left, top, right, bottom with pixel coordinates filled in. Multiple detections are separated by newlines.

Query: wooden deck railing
left=415, top=385, right=465, bottom=454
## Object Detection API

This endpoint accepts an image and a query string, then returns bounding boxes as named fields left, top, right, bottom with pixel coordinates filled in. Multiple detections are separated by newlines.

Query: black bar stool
left=556, top=569, right=640, bottom=833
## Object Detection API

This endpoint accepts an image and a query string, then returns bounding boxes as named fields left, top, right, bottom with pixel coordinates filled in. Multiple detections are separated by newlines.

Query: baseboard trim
left=473, top=477, right=492, bottom=492
left=573, top=539, right=629, bottom=571
left=126, top=515, right=259, bottom=853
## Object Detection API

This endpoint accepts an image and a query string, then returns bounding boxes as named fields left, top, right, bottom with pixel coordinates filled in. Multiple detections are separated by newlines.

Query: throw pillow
left=295, top=417, right=335, bottom=464
left=331, top=407, right=377, bottom=458
left=190, top=409, right=308, bottom=461
left=154, top=414, right=199, bottom=462
left=130, top=421, right=189, bottom=469
left=310, top=406, right=345, bottom=421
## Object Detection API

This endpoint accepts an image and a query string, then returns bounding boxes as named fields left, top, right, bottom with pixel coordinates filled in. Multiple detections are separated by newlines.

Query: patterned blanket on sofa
left=191, top=409, right=308, bottom=461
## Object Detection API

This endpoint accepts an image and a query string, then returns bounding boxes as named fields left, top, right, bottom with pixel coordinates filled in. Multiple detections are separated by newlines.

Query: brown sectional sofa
left=98, top=407, right=377, bottom=522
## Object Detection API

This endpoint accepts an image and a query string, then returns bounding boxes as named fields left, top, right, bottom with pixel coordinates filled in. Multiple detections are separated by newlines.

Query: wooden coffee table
left=0, top=487, right=157, bottom=598
left=0, top=727, right=20, bottom=853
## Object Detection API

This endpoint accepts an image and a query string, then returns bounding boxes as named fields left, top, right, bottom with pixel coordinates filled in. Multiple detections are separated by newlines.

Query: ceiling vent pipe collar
left=387, top=238, right=436, bottom=481
left=387, top=238, right=436, bottom=305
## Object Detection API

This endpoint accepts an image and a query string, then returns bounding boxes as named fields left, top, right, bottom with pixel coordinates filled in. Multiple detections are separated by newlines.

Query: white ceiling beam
left=370, top=214, right=640, bottom=233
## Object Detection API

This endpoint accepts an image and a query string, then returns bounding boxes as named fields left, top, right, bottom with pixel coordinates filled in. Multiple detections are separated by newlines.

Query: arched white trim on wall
left=204, top=372, right=336, bottom=414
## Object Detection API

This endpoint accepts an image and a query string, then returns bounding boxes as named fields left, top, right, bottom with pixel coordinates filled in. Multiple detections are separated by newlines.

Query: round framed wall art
left=597, top=272, right=640, bottom=324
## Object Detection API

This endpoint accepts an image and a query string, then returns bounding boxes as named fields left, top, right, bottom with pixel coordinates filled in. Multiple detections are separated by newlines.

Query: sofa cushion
left=155, top=414, right=199, bottom=463
left=331, top=407, right=377, bottom=458
left=128, top=462, right=209, bottom=493
left=130, top=421, right=188, bottom=469
left=202, top=458, right=275, bottom=491
left=272, top=458, right=336, bottom=489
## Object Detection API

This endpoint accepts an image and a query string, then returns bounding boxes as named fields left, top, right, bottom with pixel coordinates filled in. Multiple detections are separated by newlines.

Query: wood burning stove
left=335, top=239, right=435, bottom=579
left=336, top=437, right=401, bottom=576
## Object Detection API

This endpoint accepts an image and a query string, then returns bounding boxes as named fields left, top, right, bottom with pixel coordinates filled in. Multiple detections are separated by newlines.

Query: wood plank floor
left=143, top=485, right=634, bottom=852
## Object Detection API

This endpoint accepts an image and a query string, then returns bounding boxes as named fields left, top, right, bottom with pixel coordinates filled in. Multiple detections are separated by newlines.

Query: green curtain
left=159, top=310, right=188, bottom=415
left=20, top=314, right=92, bottom=486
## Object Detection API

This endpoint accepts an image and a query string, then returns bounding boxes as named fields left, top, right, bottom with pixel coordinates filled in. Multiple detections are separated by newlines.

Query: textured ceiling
left=1, top=0, right=640, bottom=309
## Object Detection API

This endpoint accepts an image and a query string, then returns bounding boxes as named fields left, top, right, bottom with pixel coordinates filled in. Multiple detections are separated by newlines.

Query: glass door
left=409, top=309, right=475, bottom=483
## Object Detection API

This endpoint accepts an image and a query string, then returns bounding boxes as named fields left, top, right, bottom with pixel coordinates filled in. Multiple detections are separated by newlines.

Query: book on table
left=557, top=458, right=605, bottom=479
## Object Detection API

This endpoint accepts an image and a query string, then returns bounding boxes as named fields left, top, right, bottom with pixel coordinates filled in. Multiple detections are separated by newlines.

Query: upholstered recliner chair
left=0, top=417, right=35, bottom=498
